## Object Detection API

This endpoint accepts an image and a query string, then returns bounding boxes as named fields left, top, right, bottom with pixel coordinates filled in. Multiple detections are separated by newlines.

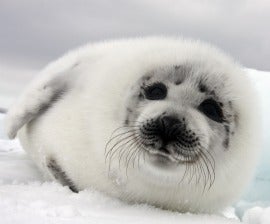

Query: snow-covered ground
left=0, top=140, right=240, bottom=224
left=0, top=69, right=270, bottom=223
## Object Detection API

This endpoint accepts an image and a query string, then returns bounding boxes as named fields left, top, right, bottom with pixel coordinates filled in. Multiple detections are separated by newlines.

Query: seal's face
left=106, top=63, right=238, bottom=188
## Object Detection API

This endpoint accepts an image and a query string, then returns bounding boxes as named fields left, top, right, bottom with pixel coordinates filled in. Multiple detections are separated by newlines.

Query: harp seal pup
left=5, top=37, right=261, bottom=213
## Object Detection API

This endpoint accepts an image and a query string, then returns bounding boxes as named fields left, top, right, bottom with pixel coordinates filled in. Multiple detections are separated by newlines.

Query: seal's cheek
left=184, top=109, right=212, bottom=150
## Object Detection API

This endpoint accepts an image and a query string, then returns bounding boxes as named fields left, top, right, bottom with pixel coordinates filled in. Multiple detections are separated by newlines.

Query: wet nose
left=160, top=116, right=179, bottom=129
left=157, top=116, right=181, bottom=145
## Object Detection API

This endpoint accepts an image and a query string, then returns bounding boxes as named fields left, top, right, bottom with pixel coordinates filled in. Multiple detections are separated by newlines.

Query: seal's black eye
left=199, top=99, right=224, bottom=122
left=144, top=83, right=167, bottom=100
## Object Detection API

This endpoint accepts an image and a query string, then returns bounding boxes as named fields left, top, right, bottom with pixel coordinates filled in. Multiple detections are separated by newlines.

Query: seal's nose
left=157, top=115, right=181, bottom=146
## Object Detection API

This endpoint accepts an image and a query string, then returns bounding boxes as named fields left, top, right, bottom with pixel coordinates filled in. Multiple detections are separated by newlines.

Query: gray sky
left=0, top=0, right=270, bottom=70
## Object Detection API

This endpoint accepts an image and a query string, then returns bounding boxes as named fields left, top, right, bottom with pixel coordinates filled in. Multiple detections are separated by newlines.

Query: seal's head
left=126, top=65, right=229, bottom=169
left=103, top=39, right=260, bottom=212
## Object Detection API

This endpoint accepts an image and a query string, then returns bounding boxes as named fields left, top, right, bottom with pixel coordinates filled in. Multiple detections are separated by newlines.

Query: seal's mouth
left=142, top=143, right=202, bottom=164
left=152, top=147, right=172, bottom=158
left=144, top=147, right=179, bottom=168
left=159, top=147, right=170, bottom=154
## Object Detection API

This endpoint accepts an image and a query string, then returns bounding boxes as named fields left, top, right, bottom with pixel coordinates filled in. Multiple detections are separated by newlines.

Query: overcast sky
left=0, top=0, right=270, bottom=71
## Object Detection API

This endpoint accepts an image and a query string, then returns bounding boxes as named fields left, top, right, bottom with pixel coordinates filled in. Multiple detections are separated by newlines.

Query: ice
left=242, top=69, right=270, bottom=202
left=232, top=69, right=270, bottom=223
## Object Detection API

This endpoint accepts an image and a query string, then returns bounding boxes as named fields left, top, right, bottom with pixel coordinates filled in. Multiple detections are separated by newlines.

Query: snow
left=0, top=140, right=239, bottom=224
left=0, top=68, right=270, bottom=223
left=243, top=207, right=270, bottom=224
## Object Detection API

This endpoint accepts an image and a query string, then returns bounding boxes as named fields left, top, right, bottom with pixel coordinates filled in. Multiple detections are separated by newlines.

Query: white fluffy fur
left=5, top=37, right=261, bottom=213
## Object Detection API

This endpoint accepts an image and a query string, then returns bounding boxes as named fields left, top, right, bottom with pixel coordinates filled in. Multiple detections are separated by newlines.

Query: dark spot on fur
left=47, top=158, right=78, bottom=193
left=174, top=64, right=191, bottom=81
left=234, top=114, right=239, bottom=126
left=175, top=80, right=182, bottom=85
left=38, top=89, right=67, bottom=115
left=124, top=119, right=129, bottom=125
left=223, top=125, right=230, bottom=149
left=145, top=76, right=151, bottom=81
left=141, top=74, right=152, bottom=83
left=223, top=138, right=229, bottom=149
left=210, top=90, right=216, bottom=96
left=199, top=82, right=207, bottom=93
left=138, top=92, right=144, bottom=99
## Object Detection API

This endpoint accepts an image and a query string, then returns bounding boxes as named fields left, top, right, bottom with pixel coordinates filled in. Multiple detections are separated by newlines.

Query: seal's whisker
left=198, top=156, right=208, bottom=193
left=106, top=136, right=138, bottom=173
left=130, top=148, right=140, bottom=169
left=105, top=131, right=139, bottom=161
left=197, top=150, right=210, bottom=189
left=108, top=126, right=140, bottom=138
left=198, top=148, right=215, bottom=190
left=131, top=139, right=146, bottom=169
left=200, top=146, right=215, bottom=182
left=108, top=132, right=142, bottom=178
left=137, top=140, right=148, bottom=168
left=179, top=160, right=190, bottom=185
left=118, top=134, right=141, bottom=169
left=105, top=128, right=141, bottom=154
left=107, top=132, right=140, bottom=169
left=188, top=158, right=197, bottom=184
left=195, top=159, right=202, bottom=185
left=125, top=140, right=139, bottom=168
left=137, top=147, right=144, bottom=169
left=105, top=130, right=136, bottom=155
left=124, top=136, right=147, bottom=176
left=202, top=151, right=216, bottom=188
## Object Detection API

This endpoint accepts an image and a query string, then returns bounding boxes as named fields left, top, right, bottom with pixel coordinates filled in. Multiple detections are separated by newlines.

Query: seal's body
left=5, top=37, right=260, bottom=213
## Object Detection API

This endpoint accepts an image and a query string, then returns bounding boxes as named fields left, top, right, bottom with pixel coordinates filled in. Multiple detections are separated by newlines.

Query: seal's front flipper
left=46, top=157, right=79, bottom=193
left=5, top=66, right=76, bottom=139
